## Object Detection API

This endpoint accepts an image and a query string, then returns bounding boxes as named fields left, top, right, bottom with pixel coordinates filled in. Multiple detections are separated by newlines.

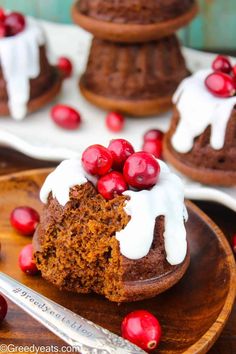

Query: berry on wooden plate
left=57, top=57, right=73, bottom=78
left=82, top=144, right=113, bottom=176
left=205, top=72, right=235, bottom=98
left=123, top=152, right=160, bottom=190
left=106, top=112, right=125, bottom=133
left=51, top=104, right=81, bottom=130
left=98, top=171, right=128, bottom=200
left=0, top=295, right=7, bottom=322
left=10, top=206, right=40, bottom=236
left=19, top=244, right=39, bottom=275
left=108, top=139, right=135, bottom=170
left=121, top=310, right=162, bottom=352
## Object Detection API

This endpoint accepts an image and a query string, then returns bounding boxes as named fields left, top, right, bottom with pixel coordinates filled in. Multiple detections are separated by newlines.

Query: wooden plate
left=0, top=169, right=235, bottom=353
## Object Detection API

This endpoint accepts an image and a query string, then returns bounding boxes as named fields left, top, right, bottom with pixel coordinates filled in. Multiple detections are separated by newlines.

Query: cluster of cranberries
left=0, top=9, right=25, bottom=37
left=82, top=139, right=161, bottom=200
left=205, top=55, right=236, bottom=98
left=10, top=206, right=40, bottom=276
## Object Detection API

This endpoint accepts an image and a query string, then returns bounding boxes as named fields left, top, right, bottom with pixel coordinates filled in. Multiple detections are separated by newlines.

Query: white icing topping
left=116, top=160, right=188, bottom=265
left=40, top=159, right=187, bottom=265
left=0, top=17, right=45, bottom=120
left=172, top=69, right=236, bottom=153
left=40, top=159, right=97, bottom=206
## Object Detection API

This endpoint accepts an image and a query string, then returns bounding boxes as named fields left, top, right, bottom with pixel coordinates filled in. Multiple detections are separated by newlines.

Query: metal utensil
left=0, top=272, right=145, bottom=354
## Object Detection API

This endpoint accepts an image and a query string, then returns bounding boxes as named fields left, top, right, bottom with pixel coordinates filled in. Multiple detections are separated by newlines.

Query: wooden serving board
left=0, top=169, right=235, bottom=354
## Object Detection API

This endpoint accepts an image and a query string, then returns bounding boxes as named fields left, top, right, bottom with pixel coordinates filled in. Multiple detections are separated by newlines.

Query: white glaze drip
left=40, top=159, right=187, bottom=265
left=0, top=17, right=45, bottom=120
left=116, top=160, right=188, bottom=265
left=172, top=69, right=236, bottom=153
left=40, top=159, right=97, bottom=206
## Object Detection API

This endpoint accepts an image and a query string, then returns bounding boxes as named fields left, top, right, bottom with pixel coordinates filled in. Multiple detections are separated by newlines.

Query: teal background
left=0, top=0, right=235, bottom=51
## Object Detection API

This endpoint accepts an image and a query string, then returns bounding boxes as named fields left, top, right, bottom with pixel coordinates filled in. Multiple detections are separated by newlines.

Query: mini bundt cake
left=72, top=0, right=198, bottom=42
left=77, top=0, right=194, bottom=24
left=34, top=142, right=189, bottom=302
left=80, top=36, right=189, bottom=116
left=164, top=69, right=236, bottom=186
left=0, top=11, right=62, bottom=120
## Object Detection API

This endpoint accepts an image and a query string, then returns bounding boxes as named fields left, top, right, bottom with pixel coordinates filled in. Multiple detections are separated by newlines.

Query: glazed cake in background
left=164, top=70, right=236, bottom=186
left=34, top=154, right=189, bottom=302
left=0, top=12, right=62, bottom=120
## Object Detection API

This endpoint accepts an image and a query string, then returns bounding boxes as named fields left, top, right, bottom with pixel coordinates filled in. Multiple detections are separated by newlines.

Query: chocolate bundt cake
left=164, top=70, right=236, bottom=186
left=0, top=15, right=62, bottom=120
left=77, top=0, right=194, bottom=24
left=72, top=0, right=198, bottom=42
left=80, top=36, right=189, bottom=116
left=34, top=153, right=189, bottom=302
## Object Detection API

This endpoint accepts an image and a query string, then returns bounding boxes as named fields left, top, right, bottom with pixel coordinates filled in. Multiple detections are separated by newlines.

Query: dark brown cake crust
left=34, top=182, right=190, bottom=302
left=77, top=0, right=194, bottom=25
left=0, top=46, right=63, bottom=117
left=72, top=1, right=198, bottom=42
left=79, top=81, right=173, bottom=117
left=164, top=108, right=236, bottom=186
left=80, top=36, right=189, bottom=116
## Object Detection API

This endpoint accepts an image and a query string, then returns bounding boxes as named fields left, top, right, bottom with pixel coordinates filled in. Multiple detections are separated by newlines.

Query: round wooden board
left=0, top=169, right=235, bottom=353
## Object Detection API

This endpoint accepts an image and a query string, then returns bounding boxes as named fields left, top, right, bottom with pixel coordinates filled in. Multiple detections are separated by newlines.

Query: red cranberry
left=98, top=171, right=128, bottom=200
left=232, top=234, right=236, bottom=254
left=108, top=139, right=135, bottom=170
left=0, top=8, right=6, bottom=23
left=106, top=112, right=125, bottom=132
left=57, top=57, right=73, bottom=78
left=121, top=310, right=162, bottom=352
left=233, top=65, right=236, bottom=77
left=10, top=206, right=40, bottom=236
left=0, top=295, right=7, bottom=322
left=5, top=12, right=26, bottom=36
left=51, top=104, right=81, bottom=130
left=82, top=144, right=113, bottom=176
left=205, top=72, right=236, bottom=98
left=0, top=22, right=6, bottom=38
left=144, top=129, right=164, bottom=142
left=142, top=140, right=162, bottom=159
left=212, top=55, right=232, bottom=74
left=123, top=152, right=160, bottom=190
left=18, top=244, right=39, bottom=275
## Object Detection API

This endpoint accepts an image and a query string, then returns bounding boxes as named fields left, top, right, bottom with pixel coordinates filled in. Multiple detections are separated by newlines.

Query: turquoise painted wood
left=0, top=0, right=74, bottom=24
left=1, top=0, right=236, bottom=50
